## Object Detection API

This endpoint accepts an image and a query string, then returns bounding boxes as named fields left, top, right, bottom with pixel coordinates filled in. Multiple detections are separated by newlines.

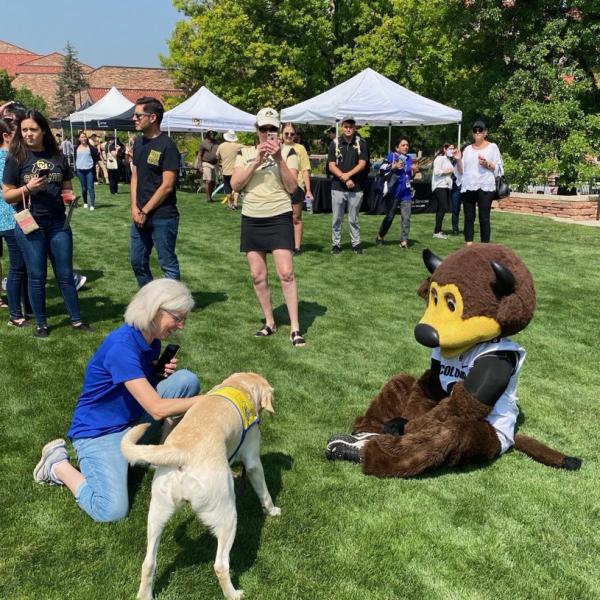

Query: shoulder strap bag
left=14, top=187, right=39, bottom=235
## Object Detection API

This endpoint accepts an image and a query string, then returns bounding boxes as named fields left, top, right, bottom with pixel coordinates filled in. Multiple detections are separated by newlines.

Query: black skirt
left=240, top=212, right=294, bottom=253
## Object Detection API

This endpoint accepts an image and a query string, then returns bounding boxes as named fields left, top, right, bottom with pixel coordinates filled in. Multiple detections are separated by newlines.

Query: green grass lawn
left=1, top=183, right=599, bottom=600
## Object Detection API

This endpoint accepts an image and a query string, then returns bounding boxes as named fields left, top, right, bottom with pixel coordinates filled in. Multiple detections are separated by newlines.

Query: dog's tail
left=120, top=424, right=189, bottom=467
left=513, top=433, right=582, bottom=470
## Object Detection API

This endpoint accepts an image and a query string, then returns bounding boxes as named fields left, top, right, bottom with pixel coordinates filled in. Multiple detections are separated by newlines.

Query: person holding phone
left=460, top=120, right=502, bottom=244
left=32, top=278, right=201, bottom=523
left=2, top=110, right=91, bottom=338
left=430, top=143, right=457, bottom=239
left=231, top=107, right=306, bottom=347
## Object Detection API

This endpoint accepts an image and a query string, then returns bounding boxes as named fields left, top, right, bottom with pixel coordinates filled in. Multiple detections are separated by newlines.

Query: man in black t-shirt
left=130, top=96, right=181, bottom=287
left=326, top=116, right=369, bottom=254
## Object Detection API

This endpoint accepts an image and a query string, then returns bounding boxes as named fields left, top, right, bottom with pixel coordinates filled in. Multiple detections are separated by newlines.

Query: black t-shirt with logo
left=2, top=150, right=72, bottom=218
left=132, top=133, right=180, bottom=219
left=327, top=135, right=369, bottom=192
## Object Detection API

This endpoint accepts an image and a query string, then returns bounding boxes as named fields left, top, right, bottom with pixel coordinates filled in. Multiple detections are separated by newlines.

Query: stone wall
left=496, top=192, right=599, bottom=221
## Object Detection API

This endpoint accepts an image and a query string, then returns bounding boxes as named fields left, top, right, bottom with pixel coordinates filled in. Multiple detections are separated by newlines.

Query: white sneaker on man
left=83, top=203, right=88, bottom=209
left=89, top=206, right=95, bottom=211
left=432, top=232, right=448, bottom=239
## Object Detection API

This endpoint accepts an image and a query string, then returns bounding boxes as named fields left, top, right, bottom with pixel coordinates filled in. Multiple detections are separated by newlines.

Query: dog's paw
left=230, top=590, right=244, bottom=600
left=266, top=506, right=281, bottom=517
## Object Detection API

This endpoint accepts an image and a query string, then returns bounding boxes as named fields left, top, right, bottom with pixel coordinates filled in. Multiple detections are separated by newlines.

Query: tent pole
left=388, top=123, right=391, bottom=153
left=457, top=122, right=462, bottom=148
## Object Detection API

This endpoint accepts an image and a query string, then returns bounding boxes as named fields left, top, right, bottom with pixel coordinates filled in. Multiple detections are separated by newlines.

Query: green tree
left=0, top=69, right=14, bottom=103
left=54, top=42, right=88, bottom=117
left=13, top=87, right=47, bottom=115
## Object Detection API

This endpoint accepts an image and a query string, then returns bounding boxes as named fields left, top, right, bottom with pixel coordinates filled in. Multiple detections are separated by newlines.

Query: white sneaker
left=1, top=277, right=6, bottom=291
left=432, top=232, right=448, bottom=239
left=74, top=274, right=87, bottom=291
left=89, top=206, right=95, bottom=211
left=83, top=203, right=88, bottom=209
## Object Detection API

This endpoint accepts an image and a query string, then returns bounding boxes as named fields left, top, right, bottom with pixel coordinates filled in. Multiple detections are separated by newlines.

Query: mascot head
left=414, top=244, right=536, bottom=358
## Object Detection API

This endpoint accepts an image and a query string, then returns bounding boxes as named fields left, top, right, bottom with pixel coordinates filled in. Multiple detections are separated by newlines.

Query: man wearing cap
left=327, top=116, right=369, bottom=254
left=216, top=130, right=242, bottom=209
left=195, top=130, right=219, bottom=202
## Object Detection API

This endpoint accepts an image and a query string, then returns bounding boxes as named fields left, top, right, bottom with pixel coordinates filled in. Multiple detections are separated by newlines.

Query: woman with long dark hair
left=2, top=110, right=91, bottom=338
left=430, top=143, right=457, bottom=239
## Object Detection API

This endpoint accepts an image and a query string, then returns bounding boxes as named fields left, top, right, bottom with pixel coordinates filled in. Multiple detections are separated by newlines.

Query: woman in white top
left=460, top=120, right=502, bottom=244
left=431, top=143, right=457, bottom=238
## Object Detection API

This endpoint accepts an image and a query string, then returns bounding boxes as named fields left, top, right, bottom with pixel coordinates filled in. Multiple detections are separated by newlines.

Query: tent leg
left=388, top=124, right=391, bottom=153
left=457, top=123, right=462, bottom=148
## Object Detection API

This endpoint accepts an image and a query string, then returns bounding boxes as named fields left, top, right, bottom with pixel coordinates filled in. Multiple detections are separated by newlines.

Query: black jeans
left=432, top=187, right=450, bottom=233
left=462, top=189, right=495, bottom=242
left=108, top=168, right=120, bottom=194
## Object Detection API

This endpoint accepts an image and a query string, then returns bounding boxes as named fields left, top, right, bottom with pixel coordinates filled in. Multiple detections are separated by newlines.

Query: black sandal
left=290, top=330, right=306, bottom=347
left=255, top=324, right=276, bottom=337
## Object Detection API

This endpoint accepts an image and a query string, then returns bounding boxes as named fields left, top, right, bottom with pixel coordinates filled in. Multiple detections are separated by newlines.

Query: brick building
left=0, top=40, right=180, bottom=116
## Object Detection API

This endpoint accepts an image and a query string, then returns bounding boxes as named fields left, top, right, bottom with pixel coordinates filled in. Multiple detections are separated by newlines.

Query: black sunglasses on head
left=258, top=126, right=278, bottom=133
left=472, top=127, right=485, bottom=133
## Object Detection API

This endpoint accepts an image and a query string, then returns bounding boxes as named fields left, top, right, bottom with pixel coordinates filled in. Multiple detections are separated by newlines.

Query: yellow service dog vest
left=209, top=386, right=260, bottom=462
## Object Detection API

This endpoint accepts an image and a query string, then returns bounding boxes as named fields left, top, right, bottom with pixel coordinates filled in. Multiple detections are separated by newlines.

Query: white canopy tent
left=281, top=68, right=463, bottom=146
left=161, top=86, right=256, bottom=133
left=68, top=87, right=134, bottom=125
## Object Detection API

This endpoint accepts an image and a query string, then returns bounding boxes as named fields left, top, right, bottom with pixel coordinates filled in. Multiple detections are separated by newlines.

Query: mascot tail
left=120, top=423, right=189, bottom=467
left=513, top=434, right=582, bottom=470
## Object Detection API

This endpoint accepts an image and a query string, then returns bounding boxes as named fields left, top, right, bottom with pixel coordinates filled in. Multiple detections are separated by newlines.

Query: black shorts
left=240, top=212, right=294, bottom=253
left=223, top=174, right=233, bottom=195
left=290, top=187, right=305, bottom=205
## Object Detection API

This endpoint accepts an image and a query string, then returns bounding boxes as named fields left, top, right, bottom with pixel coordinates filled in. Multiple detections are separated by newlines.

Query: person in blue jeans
left=2, top=110, right=90, bottom=337
left=130, top=97, right=181, bottom=287
left=0, top=117, right=32, bottom=326
left=33, top=279, right=201, bottom=523
left=74, top=131, right=99, bottom=210
left=375, top=138, right=413, bottom=249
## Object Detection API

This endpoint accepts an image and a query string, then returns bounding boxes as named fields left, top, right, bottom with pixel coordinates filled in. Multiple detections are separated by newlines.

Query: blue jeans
left=130, top=217, right=180, bottom=287
left=0, top=227, right=32, bottom=320
left=72, top=369, right=200, bottom=522
left=14, top=215, right=81, bottom=326
left=451, top=184, right=462, bottom=233
left=76, top=168, right=96, bottom=207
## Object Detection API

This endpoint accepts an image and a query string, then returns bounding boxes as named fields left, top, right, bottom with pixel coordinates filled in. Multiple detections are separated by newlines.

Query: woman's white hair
left=124, top=279, right=194, bottom=337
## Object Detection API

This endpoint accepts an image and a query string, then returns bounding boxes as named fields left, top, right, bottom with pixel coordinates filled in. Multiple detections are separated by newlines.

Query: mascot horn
left=326, top=244, right=581, bottom=477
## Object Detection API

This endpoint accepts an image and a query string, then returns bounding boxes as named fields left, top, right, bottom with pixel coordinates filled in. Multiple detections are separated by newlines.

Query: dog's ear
left=260, top=385, right=275, bottom=413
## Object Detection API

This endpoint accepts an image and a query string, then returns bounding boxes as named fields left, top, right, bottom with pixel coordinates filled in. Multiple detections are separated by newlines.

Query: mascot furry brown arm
left=326, top=244, right=582, bottom=477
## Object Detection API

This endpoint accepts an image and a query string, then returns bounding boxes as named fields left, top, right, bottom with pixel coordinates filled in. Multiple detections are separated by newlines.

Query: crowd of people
left=0, top=92, right=505, bottom=524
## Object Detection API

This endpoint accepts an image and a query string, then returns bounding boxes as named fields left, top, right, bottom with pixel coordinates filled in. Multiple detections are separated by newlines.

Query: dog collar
left=209, top=386, right=260, bottom=462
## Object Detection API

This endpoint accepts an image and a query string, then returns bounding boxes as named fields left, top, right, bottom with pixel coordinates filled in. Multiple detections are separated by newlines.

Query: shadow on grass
left=45, top=295, right=127, bottom=325
left=191, top=290, right=228, bottom=310
left=150, top=451, right=293, bottom=595
left=273, top=300, right=327, bottom=332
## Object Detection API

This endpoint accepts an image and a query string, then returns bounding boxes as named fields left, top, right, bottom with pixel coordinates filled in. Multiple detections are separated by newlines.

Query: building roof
left=0, top=52, right=42, bottom=76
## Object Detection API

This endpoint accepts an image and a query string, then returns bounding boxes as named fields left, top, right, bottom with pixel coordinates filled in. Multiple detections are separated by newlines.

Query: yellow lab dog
left=121, top=372, right=280, bottom=600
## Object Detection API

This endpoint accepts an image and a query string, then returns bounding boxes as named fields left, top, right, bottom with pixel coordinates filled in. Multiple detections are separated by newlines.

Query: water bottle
left=305, top=194, right=313, bottom=214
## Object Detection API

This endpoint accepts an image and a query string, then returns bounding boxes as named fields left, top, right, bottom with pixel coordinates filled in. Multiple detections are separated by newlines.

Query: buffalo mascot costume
left=326, top=244, right=581, bottom=476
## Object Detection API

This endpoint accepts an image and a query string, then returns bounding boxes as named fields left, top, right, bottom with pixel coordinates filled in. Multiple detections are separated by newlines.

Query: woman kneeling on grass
left=33, top=279, right=201, bottom=523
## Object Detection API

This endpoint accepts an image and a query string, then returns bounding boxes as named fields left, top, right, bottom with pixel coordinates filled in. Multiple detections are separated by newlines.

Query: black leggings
left=462, top=189, right=495, bottom=243
left=432, top=187, right=450, bottom=234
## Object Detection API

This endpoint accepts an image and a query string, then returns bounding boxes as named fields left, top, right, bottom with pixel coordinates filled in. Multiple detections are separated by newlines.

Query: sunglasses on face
left=2, top=116, right=14, bottom=123
left=283, top=132, right=295, bottom=137
left=472, top=128, right=485, bottom=133
left=258, top=126, right=278, bottom=133
left=133, top=112, right=152, bottom=120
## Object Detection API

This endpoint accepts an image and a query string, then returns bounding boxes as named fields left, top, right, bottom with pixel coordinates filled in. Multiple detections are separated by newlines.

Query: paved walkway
left=551, top=216, right=600, bottom=227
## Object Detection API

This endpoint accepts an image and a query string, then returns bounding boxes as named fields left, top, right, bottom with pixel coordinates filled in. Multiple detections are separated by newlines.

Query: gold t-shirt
left=282, top=143, right=310, bottom=190
left=235, top=146, right=298, bottom=218
left=216, top=141, right=242, bottom=176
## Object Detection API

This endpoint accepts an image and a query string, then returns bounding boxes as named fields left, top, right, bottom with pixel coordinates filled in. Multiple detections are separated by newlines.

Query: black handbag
left=495, top=164, right=510, bottom=199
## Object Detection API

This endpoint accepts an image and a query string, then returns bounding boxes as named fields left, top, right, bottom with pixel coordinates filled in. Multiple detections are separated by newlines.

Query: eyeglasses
left=132, top=112, right=153, bottom=120
left=283, top=132, right=295, bottom=137
left=258, top=126, right=278, bottom=133
left=2, top=117, right=14, bottom=123
left=472, top=127, right=485, bottom=133
left=161, top=308, right=186, bottom=324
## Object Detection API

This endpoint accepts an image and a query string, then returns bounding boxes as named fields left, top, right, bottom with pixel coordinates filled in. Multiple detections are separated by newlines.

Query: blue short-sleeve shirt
left=67, top=324, right=161, bottom=440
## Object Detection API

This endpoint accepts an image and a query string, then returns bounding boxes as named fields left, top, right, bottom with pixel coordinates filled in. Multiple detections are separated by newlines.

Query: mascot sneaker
left=325, top=433, right=378, bottom=462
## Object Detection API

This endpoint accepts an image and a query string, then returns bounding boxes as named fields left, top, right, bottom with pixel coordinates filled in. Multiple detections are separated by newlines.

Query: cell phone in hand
left=266, top=132, right=278, bottom=142
left=38, top=168, right=50, bottom=178
left=154, top=343, right=180, bottom=377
